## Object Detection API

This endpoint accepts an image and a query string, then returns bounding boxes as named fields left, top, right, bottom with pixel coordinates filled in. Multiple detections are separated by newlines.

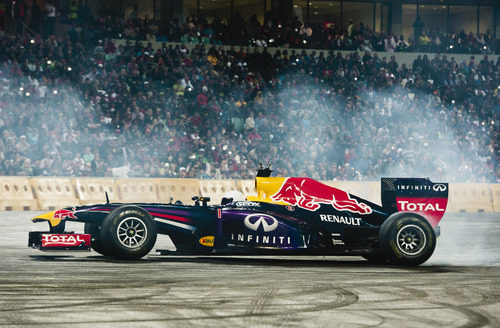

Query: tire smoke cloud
left=262, top=73, right=496, bottom=183
left=0, top=54, right=497, bottom=182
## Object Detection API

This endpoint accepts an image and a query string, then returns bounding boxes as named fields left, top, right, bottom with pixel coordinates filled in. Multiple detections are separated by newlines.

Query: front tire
left=379, top=212, right=436, bottom=266
left=84, top=222, right=113, bottom=256
left=101, top=206, right=157, bottom=260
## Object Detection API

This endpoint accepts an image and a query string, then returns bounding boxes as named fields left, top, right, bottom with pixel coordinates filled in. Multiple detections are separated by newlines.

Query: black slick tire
left=101, top=206, right=157, bottom=260
left=379, top=212, right=436, bottom=266
left=84, top=222, right=113, bottom=256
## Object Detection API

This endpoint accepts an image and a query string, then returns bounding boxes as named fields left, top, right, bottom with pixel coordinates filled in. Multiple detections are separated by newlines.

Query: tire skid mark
left=396, top=286, right=429, bottom=298
left=4, top=313, right=28, bottom=326
left=351, top=285, right=429, bottom=303
left=445, top=286, right=500, bottom=308
left=367, top=312, right=386, bottom=328
left=431, top=301, right=491, bottom=328
left=0, top=278, right=497, bottom=327
left=0, top=302, right=356, bottom=327
left=327, top=288, right=359, bottom=310
left=0, top=288, right=171, bottom=312
left=471, top=285, right=500, bottom=307
left=1, top=285, right=360, bottom=326
left=243, top=287, right=278, bottom=326
left=246, top=287, right=277, bottom=316
left=367, top=310, right=437, bottom=328
left=276, top=312, right=301, bottom=328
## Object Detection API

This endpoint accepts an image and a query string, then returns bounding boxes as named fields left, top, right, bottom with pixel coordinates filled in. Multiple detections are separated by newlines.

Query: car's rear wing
left=381, top=178, right=448, bottom=227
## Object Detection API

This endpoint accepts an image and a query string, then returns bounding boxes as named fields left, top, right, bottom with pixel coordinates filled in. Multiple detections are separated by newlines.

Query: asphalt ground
left=0, top=211, right=499, bottom=327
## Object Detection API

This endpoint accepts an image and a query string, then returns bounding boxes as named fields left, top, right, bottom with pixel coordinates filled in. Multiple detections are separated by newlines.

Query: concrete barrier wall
left=30, top=177, right=79, bottom=210
left=0, top=176, right=497, bottom=213
left=75, top=178, right=118, bottom=205
left=0, top=177, right=38, bottom=211
left=156, top=178, right=201, bottom=204
left=447, top=183, right=494, bottom=213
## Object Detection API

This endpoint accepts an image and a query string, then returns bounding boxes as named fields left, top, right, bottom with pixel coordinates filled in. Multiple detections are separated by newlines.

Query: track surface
left=1, top=212, right=499, bottom=327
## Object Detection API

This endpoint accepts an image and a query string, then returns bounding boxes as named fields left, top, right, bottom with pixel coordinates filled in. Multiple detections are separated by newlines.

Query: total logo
left=398, top=201, right=445, bottom=212
left=244, top=214, right=278, bottom=232
left=41, top=234, right=91, bottom=247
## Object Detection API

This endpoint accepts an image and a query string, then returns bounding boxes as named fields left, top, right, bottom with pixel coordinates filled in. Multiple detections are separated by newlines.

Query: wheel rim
left=116, top=217, right=148, bottom=248
left=396, top=224, right=426, bottom=256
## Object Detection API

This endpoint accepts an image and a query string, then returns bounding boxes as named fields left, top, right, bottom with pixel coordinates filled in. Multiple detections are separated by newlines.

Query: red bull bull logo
left=53, top=208, right=77, bottom=220
left=271, top=177, right=372, bottom=214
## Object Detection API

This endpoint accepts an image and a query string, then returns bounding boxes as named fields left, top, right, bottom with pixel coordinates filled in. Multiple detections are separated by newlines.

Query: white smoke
left=259, top=73, right=495, bottom=183
left=0, top=52, right=496, bottom=182
left=427, top=213, right=500, bottom=266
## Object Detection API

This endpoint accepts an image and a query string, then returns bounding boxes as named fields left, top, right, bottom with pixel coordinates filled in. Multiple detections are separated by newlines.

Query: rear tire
left=84, top=222, right=113, bottom=256
left=379, top=212, right=436, bottom=266
left=101, top=206, right=157, bottom=260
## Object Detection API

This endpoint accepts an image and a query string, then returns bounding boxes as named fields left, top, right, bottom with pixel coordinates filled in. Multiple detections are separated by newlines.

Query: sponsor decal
left=396, top=185, right=432, bottom=191
left=320, top=214, right=361, bottom=226
left=199, top=236, right=214, bottom=247
left=331, top=233, right=345, bottom=246
left=396, top=197, right=448, bottom=227
left=432, top=184, right=447, bottom=192
left=53, top=208, right=77, bottom=220
left=397, top=201, right=445, bottom=212
left=235, top=201, right=261, bottom=207
left=230, top=233, right=291, bottom=246
left=41, top=234, right=91, bottom=247
left=271, top=177, right=372, bottom=214
left=244, top=214, right=278, bottom=232
left=237, top=214, right=290, bottom=246
left=396, top=183, right=448, bottom=193
left=217, top=208, right=222, bottom=219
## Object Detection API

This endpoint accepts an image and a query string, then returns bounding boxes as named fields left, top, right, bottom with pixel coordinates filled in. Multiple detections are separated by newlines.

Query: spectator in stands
left=43, top=1, right=56, bottom=37
left=0, top=12, right=498, bottom=182
left=30, top=1, right=41, bottom=33
left=413, top=16, right=424, bottom=47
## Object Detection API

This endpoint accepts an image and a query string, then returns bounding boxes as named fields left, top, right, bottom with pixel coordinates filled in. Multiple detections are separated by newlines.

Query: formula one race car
left=29, top=167, right=448, bottom=266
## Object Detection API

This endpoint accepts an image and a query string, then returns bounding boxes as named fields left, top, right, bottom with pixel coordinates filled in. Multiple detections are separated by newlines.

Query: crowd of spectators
left=91, top=11, right=500, bottom=55
left=0, top=9, right=498, bottom=183
left=2, top=2, right=499, bottom=54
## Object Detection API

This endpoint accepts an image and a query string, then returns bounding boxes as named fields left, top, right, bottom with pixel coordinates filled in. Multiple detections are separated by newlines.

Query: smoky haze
left=263, top=73, right=494, bottom=183
left=0, top=55, right=496, bottom=183
left=427, top=213, right=500, bottom=266
left=266, top=75, right=498, bottom=267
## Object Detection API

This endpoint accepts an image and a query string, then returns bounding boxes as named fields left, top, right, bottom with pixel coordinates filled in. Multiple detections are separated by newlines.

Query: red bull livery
left=53, top=208, right=77, bottom=220
left=271, top=177, right=372, bottom=214
left=28, top=166, right=448, bottom=266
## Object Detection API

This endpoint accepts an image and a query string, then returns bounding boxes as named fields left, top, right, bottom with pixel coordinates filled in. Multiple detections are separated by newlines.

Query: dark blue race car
left=29, top=167, right=448, bottom=266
